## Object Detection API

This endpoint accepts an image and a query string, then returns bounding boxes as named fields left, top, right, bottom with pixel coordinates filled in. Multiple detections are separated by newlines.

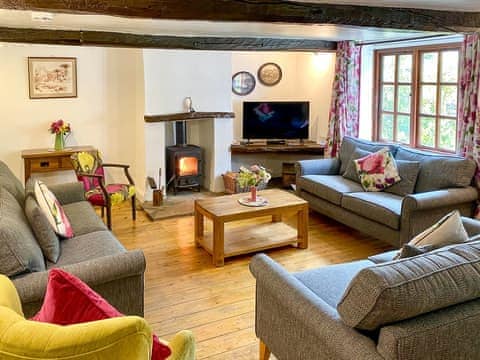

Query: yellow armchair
left=0, top=275, right=195, bottom=360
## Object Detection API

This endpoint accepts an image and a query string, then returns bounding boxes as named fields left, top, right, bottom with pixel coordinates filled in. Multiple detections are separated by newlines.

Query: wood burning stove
left=166, top=121, right=202, bottom=194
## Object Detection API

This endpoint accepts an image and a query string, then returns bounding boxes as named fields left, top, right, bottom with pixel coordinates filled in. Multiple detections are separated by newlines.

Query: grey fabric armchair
left=250, top=217, right=480, bottom=360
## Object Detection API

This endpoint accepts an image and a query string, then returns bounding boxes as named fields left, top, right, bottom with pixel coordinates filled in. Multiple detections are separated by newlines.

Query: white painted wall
left=142, top=50, right=233, bottom=194
left=231, top=51, right=336, bottom=142
left=0, top=44, right=144, bottom=191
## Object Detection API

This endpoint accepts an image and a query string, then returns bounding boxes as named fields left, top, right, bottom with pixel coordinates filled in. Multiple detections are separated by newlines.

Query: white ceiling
left=294, top=0, right=480, bottom=11
left=0, top=10, right=436, bottom=42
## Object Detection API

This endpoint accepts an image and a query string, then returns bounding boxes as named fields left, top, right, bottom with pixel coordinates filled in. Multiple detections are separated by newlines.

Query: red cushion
left=31, top=269, right=171, bottom=360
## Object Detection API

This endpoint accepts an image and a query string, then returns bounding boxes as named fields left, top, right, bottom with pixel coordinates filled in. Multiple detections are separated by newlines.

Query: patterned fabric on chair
left=71, top=151, right=136, bottom=230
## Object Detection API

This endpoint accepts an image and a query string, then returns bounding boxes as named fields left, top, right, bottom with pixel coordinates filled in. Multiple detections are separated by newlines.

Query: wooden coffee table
left=194, top=189, right=309, bottom=267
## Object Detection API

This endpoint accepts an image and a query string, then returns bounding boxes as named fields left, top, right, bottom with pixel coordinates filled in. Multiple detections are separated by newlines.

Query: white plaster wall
left=143, top=50, right=233, bottom=193
left=0, top=44, right=142, bottom=190
left=231, top=51, right=335, bottom=143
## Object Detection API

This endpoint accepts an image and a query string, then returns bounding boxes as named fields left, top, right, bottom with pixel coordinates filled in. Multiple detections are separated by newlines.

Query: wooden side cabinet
left=21, top=145, right=96, bottom=183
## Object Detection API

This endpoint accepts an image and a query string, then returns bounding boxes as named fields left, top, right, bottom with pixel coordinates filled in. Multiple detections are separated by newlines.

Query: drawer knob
left=40, top=161, right=50, bottom=167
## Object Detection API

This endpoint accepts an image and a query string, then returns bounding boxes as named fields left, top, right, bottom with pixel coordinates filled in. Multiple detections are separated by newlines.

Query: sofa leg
left=260, top=340, right=271, bottom=360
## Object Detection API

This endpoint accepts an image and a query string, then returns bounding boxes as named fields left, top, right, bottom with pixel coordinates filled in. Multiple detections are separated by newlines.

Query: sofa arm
left=402, top=187, right=478, bottom=212
left=250, top=254, right=381, bottom=360
left=462, top=217, right=480, bottom=237
left=13, top=250, right=146, bottom=318
left=48, top=182, right=86, bottom=205
left=295, top=158, right=340, bottom=176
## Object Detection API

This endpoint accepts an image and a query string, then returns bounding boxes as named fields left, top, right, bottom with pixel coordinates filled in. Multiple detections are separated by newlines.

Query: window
left=374, top=44, right=460, bottom=152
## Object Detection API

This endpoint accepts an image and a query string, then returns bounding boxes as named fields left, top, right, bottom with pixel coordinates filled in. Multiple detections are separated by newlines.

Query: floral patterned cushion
left=354, top=148, right=401, bottom=192
left=86, top=184, right=135, bottom=206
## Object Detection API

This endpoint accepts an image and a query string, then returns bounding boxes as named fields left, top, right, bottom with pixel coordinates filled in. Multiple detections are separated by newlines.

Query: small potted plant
left=49, top=119, right=71, bottom=151
left=236, top=164, right=271, bottom=202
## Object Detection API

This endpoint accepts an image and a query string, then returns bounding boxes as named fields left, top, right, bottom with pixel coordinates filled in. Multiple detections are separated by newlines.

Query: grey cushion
left=294, top=260, right=373, bottom=308
left=339, top=136, right=398, bottom=175
left=297, top=175, right=364, bottom=205
left=396, top=244, right=435, bottom=259
left=63, top=201, right=107, bottom=236
left=337, top=239, right=480, bottom=331
left=0, top=160, right=25, bottom=206
left=0, top=187, right=45, bottom=276
left=342, top=148, right=370, bottom=183
left=395, top=147, right=476, bottom=193
left=24, top=195, right=60, bottom=263
left=341, top=192, right=402, bottom=229
left=385, top=160, right=420, bottom=196
left=50, top=230, right=125, bottom=267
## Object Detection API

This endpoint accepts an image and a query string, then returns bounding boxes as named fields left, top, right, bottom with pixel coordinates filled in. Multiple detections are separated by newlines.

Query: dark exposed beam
left=0, top=27, right=337, bottom=50
left=0, top=1, right=479, bottom=33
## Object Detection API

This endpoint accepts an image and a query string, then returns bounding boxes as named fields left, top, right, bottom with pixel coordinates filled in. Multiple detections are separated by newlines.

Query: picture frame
left=258, top=62, right=282, bottom=86
left=232, top=71, right=256, bottom=96
left=28, top=57, right=77, bottom=99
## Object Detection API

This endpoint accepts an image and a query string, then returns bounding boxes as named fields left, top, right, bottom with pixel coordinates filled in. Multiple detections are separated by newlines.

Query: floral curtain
left=325, top=41, right=361, bottom=158
left=458, top=33, right=480, bottom=217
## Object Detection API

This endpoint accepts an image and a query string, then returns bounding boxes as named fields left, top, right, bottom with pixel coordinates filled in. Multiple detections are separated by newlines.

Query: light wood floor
left=112, top=201, right=393, bottom=359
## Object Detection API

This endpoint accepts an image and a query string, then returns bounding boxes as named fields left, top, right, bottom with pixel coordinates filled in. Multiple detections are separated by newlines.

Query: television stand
left=266, top=140, right=286, bottom=145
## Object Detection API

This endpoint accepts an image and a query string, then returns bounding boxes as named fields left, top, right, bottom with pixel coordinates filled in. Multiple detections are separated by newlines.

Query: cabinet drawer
left=30, top=158, right=60, bottom=172
left=59, top=157, right=74, bottom=170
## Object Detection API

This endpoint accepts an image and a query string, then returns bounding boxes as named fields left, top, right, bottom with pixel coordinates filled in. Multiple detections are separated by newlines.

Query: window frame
left=373, top=43, right=462, bottom=153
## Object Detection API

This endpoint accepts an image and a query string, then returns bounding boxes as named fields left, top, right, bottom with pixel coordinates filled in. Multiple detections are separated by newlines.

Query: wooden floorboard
left=111, top=201, right=393, bottom=359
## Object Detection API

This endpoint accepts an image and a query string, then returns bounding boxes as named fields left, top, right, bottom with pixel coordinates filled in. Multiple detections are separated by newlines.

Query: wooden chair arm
left=77, top=172, right=104, bottom=179
left=102, top=164, right=135, bottom=186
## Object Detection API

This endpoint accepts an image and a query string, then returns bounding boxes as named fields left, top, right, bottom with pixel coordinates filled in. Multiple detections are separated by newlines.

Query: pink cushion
left=86, top=184, right=135, bottom=206
left=34, top=180, right=74, bottom=238
left=31, top=269, right=171, bottom=360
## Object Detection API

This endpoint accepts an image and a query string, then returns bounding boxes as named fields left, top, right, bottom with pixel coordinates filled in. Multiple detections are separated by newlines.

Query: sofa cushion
left=24, top=196, right=60, bottom=263
left=341, top=192, right=402, bottom=229
left=395, top=147, right=476, bottom=193
left=339, top=136, right=398, bottom=175
left=63, top=201, right=107, bottom=236
left=343, top=148, right=370, bottom=183
left=0, top=187, right=45, bottom=276
left=0, top=160, right=25, bottom=206
left=354, top=149, right=401, bottom=192
left=384, top=160, right=420, bottom=196
left=294, top=260, right=373, bottom=308
left=298, top=175, right=364, bottom=205
left=337, top=240, right=480, bottom=331
left=50, top=230, right=125, bottom=268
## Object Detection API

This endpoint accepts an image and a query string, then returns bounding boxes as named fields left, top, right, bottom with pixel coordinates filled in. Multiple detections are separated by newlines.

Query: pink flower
left=358, top=153, right=384, bottom=174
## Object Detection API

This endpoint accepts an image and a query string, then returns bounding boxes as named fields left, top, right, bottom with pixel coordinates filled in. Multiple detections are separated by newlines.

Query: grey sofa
left=250, top=217, right=480, bottom=360
left=0, top=160, right=145, bottom=318
left=296, top=136, right=478, bottom=247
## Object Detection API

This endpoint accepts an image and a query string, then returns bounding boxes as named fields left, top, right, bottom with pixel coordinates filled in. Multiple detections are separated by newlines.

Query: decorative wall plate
left=258, top=62, right=282, bottom=86
left=232, top=71, right=256, bottom=96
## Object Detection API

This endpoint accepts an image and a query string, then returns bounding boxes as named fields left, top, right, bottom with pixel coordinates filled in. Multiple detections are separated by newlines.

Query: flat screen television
left=242, top=101, right=310, bottom=140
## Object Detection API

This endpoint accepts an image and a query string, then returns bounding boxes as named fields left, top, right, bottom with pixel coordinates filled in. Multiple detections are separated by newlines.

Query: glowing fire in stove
left=178, top=157, right=198, bottom=176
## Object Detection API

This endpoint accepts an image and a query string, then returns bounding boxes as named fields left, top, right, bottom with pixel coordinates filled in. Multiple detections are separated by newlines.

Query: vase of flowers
left=236, top=165, right=271, bottom=202
left=49, top=119, right=71, bottom=151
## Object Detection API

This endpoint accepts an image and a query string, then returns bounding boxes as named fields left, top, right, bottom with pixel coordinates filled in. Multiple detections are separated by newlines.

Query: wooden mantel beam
left=0, top=27, right=336, bottom=51
left=0, top=0, right=479, bottom=33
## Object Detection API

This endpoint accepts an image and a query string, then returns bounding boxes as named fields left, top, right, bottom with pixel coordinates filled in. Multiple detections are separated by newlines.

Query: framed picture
left=28, top=57, right=77, bottom=99
left=232, top=71, right=256, bottom=96
left=258, top=62, right=282, bottom=86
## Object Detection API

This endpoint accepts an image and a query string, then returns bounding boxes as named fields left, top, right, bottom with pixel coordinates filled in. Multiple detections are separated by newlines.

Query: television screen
left=242, top=101, right=310, bottom=140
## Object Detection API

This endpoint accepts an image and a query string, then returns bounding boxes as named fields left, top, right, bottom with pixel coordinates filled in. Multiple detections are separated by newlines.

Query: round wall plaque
left=258, top=62, right=282, bottom=86
left=232, top=71, right=256, bottom=96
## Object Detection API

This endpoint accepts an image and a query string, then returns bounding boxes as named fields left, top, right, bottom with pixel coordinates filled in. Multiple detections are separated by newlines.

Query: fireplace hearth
left=166, top=121, right=203, bottom=194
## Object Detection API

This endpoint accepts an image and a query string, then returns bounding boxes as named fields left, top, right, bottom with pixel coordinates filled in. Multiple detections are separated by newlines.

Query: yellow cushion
left=0, top=307, right=152, bottom=359
left=168, top=330, right=196, bottom=360
left=0, top=275, right=23, bottom=317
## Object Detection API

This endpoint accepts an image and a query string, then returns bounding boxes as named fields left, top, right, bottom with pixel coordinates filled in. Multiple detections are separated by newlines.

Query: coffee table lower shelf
left=197, top=222, right=298, bottom=259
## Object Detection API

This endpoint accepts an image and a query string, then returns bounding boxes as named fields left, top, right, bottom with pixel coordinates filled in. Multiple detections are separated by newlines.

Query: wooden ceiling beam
left=0, top=27, right=337, bottom=51
left=0, top=0, right=478, bottom=32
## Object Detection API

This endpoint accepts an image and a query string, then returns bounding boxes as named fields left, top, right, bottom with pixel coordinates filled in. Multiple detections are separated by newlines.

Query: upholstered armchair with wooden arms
left=71, top=151, right=136, bottom=229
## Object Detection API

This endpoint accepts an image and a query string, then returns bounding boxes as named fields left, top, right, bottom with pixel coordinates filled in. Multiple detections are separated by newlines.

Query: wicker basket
left=222, top=172, right=267, bottom=194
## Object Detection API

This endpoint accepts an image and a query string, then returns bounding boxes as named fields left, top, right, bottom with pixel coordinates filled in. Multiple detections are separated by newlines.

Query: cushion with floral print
left=354, top=148, right=401, bottom=192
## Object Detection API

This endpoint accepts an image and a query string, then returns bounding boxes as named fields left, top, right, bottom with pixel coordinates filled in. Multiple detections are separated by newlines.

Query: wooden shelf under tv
left=230, top=143, right=325, bottom=155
